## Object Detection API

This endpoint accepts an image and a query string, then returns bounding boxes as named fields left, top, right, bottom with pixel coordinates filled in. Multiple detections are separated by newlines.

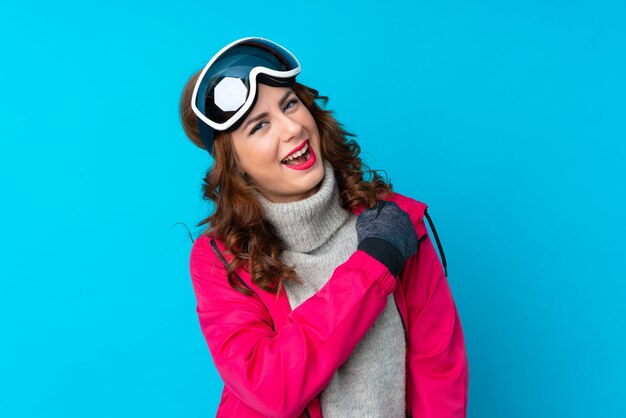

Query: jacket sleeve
left=402, top=226, right=470, bottom=418
left=189, top=236, right=397, bottom=418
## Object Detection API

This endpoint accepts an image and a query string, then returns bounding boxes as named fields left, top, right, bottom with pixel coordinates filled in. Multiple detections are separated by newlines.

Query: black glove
left=356, top=200, right=419, bottom=276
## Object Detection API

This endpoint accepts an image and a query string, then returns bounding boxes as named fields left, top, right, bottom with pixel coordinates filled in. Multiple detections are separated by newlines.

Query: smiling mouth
left=281, top=142, right=311, bottom=165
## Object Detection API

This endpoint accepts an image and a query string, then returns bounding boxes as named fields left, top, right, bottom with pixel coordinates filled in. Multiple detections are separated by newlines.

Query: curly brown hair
left=179, top=70, right=392, bottom=296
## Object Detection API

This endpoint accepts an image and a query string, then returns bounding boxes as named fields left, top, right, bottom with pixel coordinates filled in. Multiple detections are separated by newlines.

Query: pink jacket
left=189, top=192, right=469, bottom=417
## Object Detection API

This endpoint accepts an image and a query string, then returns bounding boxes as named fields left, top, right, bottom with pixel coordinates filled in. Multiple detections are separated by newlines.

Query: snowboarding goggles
left=191, top=37, right=301, bottom=153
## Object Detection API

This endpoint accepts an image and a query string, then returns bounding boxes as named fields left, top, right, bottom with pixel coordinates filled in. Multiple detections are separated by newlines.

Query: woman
left=179, top=37, right=469, bottom=418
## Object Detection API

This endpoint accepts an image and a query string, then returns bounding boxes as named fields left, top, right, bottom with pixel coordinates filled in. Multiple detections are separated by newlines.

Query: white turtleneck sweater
left=257, top=161, right=406, bottom=417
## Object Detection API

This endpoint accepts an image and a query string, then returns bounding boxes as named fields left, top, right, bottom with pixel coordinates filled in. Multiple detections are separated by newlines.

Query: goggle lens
left=191, top=37, right=301, bottom=154
left=196, top=40, right=299, bottom=125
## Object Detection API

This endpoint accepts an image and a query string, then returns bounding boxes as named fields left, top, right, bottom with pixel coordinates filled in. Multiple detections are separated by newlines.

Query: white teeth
left=282, top=143, right=308, bottom=162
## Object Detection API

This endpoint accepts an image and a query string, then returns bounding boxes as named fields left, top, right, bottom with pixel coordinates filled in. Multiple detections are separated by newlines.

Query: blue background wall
left=1, top=0, right=624, bottom=417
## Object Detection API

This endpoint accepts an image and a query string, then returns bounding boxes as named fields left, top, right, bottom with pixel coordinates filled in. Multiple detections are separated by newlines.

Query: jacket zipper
left=210, top=238, right=254, bottom=292
left=209, top=238, right=276, bottom=331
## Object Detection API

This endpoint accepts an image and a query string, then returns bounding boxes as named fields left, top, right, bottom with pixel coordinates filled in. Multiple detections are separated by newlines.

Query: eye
left=283, top=98, right=298, bottom=111
left=250, top=121, right=267, bottom=135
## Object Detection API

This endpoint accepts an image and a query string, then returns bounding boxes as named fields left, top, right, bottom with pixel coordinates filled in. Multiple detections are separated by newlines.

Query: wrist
left=357, top=237, right=404, bottom=277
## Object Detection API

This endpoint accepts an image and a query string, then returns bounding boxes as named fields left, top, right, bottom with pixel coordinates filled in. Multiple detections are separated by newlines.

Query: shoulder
left=189, top=234, right=219, bottom=269
left=385, top=191, right=430, bottom=238
left=189, top=233, right=244, bottom=292
left=189, top=235, right=276, bottom=334
left=190, top=233, right=239, bottom=266
left=189, top=233, right=258, bottom=293
left=351, top=191, right=431, bottom=238
left=189, top=233, right=245, bottom=274
left=189, top=234, right=225, bottom=287
left=189, top=234, right=261, bottom=312
left=384, top=191, right=428, bottom=218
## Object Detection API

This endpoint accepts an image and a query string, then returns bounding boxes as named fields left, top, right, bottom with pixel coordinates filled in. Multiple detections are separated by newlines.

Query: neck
left=257, top=161, right=349, bottom=253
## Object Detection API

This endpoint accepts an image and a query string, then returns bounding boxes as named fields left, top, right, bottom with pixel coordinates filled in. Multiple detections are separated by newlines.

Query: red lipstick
left=282, top=140, right=308, bottom=162
left=284, top=142, right=317, bottom=171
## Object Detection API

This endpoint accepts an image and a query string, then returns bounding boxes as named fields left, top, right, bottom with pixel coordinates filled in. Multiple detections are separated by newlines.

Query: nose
left=276, top=111, right=303, bottom=143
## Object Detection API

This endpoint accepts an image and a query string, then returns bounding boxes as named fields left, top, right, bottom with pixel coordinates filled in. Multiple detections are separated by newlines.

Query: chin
left=280, top=170, right=325, bottom=201
left=308, top=160, right=325, bottom=183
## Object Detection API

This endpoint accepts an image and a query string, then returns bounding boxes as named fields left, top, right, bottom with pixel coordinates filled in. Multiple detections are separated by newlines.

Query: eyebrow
left=243, top=90, right=294, bottom=130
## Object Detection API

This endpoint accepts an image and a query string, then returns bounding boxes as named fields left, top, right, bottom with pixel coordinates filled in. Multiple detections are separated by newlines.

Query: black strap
left=424, top=209, right=448, bottom=278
